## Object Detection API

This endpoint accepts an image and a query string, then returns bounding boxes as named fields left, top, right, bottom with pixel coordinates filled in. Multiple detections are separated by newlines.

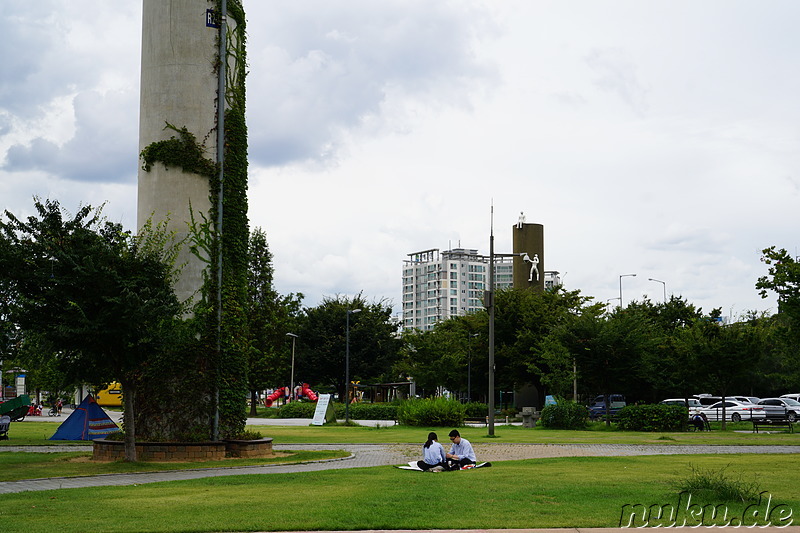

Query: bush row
left=275, top=399, right=487, bottom=423
left=616, top=404, right=688, bottom=431
left=539, top=400, right=588, bottom=429
left=397, top=397, right=465, bottom=427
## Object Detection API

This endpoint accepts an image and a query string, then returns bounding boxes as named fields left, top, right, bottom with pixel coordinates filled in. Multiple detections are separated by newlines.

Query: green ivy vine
left=135, top=0, right=252, bottom=441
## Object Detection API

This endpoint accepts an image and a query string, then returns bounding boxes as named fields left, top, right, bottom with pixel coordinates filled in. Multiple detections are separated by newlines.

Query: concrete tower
left=137, top=0, right=220, bottom=303
left=512, top=223, right=545, bottom=291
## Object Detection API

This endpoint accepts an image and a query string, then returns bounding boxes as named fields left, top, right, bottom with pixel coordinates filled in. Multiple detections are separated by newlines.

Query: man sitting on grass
left=446, top=429, right=476, bottom=470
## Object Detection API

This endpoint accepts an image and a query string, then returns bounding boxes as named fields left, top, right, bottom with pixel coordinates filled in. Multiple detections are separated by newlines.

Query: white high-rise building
left=402, top=247, right=561, bottom=331
left=401, top=248, right=513, bottom=331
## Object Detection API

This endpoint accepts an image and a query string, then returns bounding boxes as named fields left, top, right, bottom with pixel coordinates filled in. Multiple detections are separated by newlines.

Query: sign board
left=312, top=394, right=336, bottom=426
left=206, top=9, right=220, bottom=28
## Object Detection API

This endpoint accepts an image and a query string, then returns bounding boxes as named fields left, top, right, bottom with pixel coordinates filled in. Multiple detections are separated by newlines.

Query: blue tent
left=50, top=394, right=120, bottom=440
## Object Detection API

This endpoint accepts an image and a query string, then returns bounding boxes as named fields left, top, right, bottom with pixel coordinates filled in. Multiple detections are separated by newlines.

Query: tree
left=0, top=199, right=182, bottom=460
left=299, top=294, right=400, bottom=400
left=757, top=246, right=800, bottom=321
left=246, top=228, right=303, bottom=414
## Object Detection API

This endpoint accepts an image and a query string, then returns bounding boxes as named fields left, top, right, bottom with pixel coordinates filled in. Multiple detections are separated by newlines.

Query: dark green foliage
left=616, top=404, right=688, bottom=432
left=463, top=402, right=488, bottom=418
left=396, top=397, right=465, bottom=427
left=0, top=200, right=183, bottom=459
left=539, top=400, right=588, bottom=429
left=277, top=402, right=317, bottom=418
left=140, top=124, right=217, bottom=177
left=298, top=294, right=401, bottom=400
left=345, top=402, right=398, bottom=420
left=246, top=228, right=303, bottom=416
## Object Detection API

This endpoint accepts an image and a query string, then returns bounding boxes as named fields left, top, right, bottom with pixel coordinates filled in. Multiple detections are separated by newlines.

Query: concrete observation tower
left=137, top=0, right=236, bottom=303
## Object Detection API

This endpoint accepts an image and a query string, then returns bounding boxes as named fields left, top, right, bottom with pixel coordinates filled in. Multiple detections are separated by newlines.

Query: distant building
left=402, top=247, right=560, bottom=331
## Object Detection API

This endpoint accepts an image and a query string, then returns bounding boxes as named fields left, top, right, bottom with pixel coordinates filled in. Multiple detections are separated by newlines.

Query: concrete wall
left=137, top=0, right=219, bottom=304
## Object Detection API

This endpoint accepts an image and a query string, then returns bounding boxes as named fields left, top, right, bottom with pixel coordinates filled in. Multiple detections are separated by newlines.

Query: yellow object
left=96, top=382, right=123, bottom=407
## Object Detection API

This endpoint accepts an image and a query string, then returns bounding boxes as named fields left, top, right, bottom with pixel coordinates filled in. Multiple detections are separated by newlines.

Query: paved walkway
left=2, top=442, right=798, bottom=495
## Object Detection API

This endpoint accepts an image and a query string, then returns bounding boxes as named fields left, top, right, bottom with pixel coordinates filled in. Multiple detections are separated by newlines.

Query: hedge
left=616, top=404, right=688, bottom=432
left=396, top=397, right=465, bottom=427
left=539, top=400, right=588, bottom=429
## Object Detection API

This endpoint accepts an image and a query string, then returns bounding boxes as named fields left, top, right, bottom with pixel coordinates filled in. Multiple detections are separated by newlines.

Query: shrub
left=617, top=404, right=687, bottom=432
left=345, top=402, right=397, bottom=420
left=463, top=402, right=488, bottom=418
left=676, top=464, right=760, bottom=502
left=539, top=400, right=588, bottom=429
left=397, top=397, right=465, bottom=427
left=277, top=401, right=316, bottom=418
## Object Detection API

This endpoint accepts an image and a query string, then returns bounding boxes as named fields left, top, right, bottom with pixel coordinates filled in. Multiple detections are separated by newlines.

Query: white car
left=660, top=398, right=703, bottom=416
left=699, top=400, right=766, bottom=422
left=780, top=393, right=800, bottom=403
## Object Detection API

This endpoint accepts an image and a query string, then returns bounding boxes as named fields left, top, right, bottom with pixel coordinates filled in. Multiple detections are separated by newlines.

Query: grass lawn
left=0, top=449, right=348, bottom=482
left=1, top=454, right=797, bottom=532
left=242, top=421, right=800, bottom=446
left=5, top=420, right=800, bottom=446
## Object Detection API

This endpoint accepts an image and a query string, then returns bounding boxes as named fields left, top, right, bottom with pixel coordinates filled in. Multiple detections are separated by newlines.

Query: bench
left=752, top=420, right=794, bottom=433
left=0, top=415, right=10, bottom=440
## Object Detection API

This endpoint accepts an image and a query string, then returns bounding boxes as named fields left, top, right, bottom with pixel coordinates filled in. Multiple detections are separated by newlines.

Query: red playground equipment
left=264, top=384, right=318, bottom=407
left=297, top=383, right=318, bottom=401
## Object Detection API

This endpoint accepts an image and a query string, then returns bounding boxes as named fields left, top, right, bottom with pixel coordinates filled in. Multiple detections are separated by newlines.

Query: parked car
left=757, top=398, right=800, bottom=422
left=780, top=393, right=800, bottom=403
left=588, top=394, right=626, bottom=420
left=699, top=400, right=766, bottom=422
left=660, top=398, right=703, bottom=416
left=693, top=394, right=722, bottom=406
left=730, top=396, right=760, bottom=404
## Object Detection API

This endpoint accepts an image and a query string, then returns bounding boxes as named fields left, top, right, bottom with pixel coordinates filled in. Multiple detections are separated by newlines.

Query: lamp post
left=485, top=206, right=526, bottom=436
left=286, top=333, right=298, bottom=401
left=648, top=278, right=666, bottom=302
left=345, top=308, right=361, bottom=424
left=467, top=332, right=479, bottom=402
left=619, top=273, right=636, bottom=307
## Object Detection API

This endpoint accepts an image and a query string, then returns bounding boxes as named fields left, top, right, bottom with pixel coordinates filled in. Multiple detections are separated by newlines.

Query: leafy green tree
left=757, top=246, right=800, bottom=322
left=0, top=199, right=182, bottom=460
left=542, top=305, right=657, bottom=424
left=246, top=227, right=303, bottom=414
left=626, top=296, right=704, bottom=402
left=395, top=315, right=485, bottom=398
left=676, top=315, right=764, bottom=428
left=298, top=294, right=400, bottom=400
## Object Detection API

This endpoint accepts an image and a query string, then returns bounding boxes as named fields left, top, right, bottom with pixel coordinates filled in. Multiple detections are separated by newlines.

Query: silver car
left=758, top=398, right=800, bottom=422
left=699, top=400, right=766, bottom=422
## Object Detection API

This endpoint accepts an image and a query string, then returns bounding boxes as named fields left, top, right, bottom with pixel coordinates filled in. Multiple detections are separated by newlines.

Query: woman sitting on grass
left=417, top=432, right=447, bottom=472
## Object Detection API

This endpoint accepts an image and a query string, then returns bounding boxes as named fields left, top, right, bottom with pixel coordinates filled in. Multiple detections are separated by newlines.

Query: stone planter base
left=224, top=438, right=274, bottom=458
left=92, top=437, right=273, bottom=461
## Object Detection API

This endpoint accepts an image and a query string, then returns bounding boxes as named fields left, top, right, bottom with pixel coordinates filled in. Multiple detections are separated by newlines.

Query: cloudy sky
left=2, top=1, right=799, bottom=320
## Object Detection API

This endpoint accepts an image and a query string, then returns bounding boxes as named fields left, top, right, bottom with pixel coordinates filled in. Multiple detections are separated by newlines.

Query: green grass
left=5, top=420, right=799, bottom=446
left=1, top=454, right=797, bottom=532
left=243, top=421, right=800, bottom=446
left=0, top=449, right=348, bottom=482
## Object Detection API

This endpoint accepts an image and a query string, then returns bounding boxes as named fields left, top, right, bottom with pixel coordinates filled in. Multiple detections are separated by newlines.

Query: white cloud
left=3, top=0, right=800, bottom=320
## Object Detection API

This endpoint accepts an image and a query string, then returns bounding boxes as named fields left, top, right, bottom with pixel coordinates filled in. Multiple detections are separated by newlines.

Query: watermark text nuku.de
left=619, top=491, right=794, bottom=528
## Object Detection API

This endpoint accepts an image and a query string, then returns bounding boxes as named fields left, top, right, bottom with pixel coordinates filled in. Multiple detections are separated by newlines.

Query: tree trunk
left=120, top=378, right=137, bottom=462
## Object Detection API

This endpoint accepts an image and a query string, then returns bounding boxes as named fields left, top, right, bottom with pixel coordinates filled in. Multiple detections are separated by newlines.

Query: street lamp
left=485, top=206, right=526, bottom=436
left=467, top=333, right=479, bottom=402
left=648, top=278, right=666, bottom=302
left=286, top=333, right=298, bottom=402
left=345, top=308, right=361, bottom=424
left=619, top=273, right=636, bottom=307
